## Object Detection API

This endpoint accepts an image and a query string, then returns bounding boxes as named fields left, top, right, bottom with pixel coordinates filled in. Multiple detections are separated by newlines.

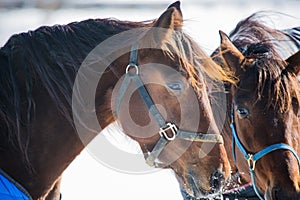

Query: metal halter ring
left=126, top=63, right=139, bottom=75
left=159, top=123, right=178, bottom=141
left=247, top=154, right=257, bottom=171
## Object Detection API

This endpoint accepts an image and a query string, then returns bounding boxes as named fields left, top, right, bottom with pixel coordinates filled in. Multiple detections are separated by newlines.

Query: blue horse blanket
left=0, top=169, right=32, bottom=200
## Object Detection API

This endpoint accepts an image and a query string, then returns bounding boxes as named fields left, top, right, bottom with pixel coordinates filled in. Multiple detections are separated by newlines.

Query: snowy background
left=0, top=0, right=300, bottom=199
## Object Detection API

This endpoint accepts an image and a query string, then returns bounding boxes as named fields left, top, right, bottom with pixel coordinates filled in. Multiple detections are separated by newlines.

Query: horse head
left=218, top=27, right=300, bottom=199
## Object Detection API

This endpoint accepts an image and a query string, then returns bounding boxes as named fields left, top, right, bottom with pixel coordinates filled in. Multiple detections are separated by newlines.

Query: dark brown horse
left=0, top=2, right=233, bottom=199
left=214, top=13, right=300, bottom=199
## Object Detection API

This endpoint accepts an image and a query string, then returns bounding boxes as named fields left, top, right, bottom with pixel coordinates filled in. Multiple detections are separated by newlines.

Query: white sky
left=0, top=1, right=300, bottom=199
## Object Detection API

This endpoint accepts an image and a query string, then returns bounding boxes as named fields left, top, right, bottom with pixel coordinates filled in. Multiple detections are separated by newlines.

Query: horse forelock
left=160, top=31, right=235, bottom=99
left=231, top=13, right=300, bottom=113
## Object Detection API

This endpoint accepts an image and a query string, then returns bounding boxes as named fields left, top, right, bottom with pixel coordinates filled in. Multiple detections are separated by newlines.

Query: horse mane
left=229, top=12, right=300, bottom=112
left=0, top=18, right=153, bottom=165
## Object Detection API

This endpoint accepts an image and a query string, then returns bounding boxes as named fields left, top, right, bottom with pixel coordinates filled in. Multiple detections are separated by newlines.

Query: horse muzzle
left=183, top=169, right=225, bottom=199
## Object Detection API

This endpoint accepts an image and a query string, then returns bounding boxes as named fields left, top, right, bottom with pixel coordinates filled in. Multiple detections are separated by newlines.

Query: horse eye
left=236, top=106, right=249, bottom=119
left=167, top=81, right=184, bottom=93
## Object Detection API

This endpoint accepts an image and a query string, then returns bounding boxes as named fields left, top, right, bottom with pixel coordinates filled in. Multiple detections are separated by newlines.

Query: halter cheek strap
left=116, top=44, right=223, bottom=168
left=230, top=103, right=300, bottom=200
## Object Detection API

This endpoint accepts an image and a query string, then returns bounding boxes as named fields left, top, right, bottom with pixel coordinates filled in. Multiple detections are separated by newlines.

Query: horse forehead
left=236, top=72, right=256, bottom=92
left=139, top=49, right=176, bottom=65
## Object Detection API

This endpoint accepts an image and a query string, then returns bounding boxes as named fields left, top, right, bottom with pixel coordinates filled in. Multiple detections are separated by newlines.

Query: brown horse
left=214, top=13, right=300, bottom=199
left=0, top=2, right=233, bottom=199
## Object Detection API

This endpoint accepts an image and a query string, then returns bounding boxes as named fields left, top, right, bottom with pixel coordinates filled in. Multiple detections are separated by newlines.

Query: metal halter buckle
left=126, top=63, right=139, bottom=75
left=159, top=123, right=178, bottom=141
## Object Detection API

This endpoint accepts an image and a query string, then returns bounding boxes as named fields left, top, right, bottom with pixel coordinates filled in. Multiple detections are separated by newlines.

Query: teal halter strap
left=230, top=103, right=300, bottom=200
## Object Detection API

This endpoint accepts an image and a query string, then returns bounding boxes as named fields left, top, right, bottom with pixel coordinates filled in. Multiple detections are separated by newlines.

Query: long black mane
left=0, top=18, right=152, bottom=163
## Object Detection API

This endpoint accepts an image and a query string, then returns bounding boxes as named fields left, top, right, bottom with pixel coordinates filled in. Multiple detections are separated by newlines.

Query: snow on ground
left=0, top=1, right=299, bottom=199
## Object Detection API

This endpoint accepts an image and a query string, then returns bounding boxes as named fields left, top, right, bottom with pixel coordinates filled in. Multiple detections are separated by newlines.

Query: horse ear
left=219, top=30, right=245, bottom=73
left=144, top=1, right=183, bottom=46
left=153, top=1, right=183, bottom=31
left=285, top=50, right=300, bottom=76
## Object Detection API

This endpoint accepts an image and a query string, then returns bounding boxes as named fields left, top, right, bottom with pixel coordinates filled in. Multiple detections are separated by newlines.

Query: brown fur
left=215, top=13, right=300, bottom=199
left=0, top=2, right=233, bottom=199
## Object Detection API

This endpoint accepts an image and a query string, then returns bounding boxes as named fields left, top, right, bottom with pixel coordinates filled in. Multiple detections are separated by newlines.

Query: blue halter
left=230, top=103, right=300, bottom=200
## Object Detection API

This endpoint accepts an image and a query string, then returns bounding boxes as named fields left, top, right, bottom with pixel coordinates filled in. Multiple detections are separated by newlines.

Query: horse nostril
left=210, top=170, right=224, bottom=191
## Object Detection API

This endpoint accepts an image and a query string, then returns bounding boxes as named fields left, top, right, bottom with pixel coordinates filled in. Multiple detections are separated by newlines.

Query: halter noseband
left=116, top=44, right=224, bottom=168
left=230, top=103, right=300, bottom=200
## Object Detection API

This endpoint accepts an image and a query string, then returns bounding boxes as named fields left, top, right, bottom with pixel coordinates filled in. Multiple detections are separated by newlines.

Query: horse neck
left=0, top=63, right=124, bottom=199
left=0, top=82, right=84, bottom=199
left=0, top=37, right=126, bottom=200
